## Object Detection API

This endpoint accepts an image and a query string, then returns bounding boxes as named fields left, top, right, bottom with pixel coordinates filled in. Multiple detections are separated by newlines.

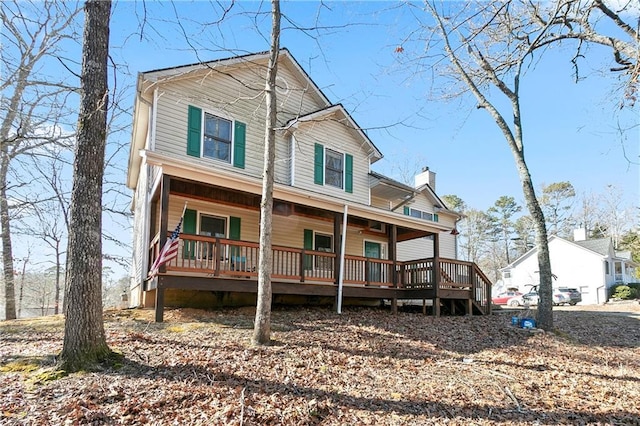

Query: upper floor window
left=325, top=149, right=344, bottom=189
left=187, top=105, right=245, bottom=169
left=405, top=207, right=439, bottom=222
left=314, top=143, right=353, bottom=193
left=203, top=113, right=232, bottom=162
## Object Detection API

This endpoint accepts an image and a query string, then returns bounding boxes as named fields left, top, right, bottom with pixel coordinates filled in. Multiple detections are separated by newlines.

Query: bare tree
left=252, top=0, right=281, bottom=346
left=0, top=1, right=80, bottom=320
left=401, top=0, right=638, bottom=330
left=60, top=0, right=113, bottom=371
left=459, top=209, right=493, bottom=264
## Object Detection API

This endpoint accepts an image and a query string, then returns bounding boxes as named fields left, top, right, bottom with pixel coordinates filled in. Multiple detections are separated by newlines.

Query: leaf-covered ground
left=1, top=302, right=639, bottom=425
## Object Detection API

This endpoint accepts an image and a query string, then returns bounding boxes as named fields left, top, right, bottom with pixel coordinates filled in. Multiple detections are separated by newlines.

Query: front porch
left=147, top=234, right=493, bottom=322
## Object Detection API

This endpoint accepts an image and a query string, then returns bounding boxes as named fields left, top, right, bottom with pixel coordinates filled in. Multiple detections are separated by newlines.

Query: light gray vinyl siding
left=290, top=114, right=370, bottom=205
left=397, top=235, right=457, bottom=261
left=130, top=164, right=149, bottom=306
left=151, top=61, right=325, bottom=185
left=398, top=192, right=458, bottom=261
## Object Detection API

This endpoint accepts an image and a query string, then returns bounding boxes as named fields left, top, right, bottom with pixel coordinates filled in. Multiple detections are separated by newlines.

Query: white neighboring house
left=499, top=229, right=638, bottom=305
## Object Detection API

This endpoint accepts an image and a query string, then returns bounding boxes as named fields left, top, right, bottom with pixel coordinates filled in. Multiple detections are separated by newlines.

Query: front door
left=364, top=241, right=382, bottom=283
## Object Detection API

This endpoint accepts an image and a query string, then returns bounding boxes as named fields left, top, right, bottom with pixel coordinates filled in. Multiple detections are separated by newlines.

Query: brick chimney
left=414, top=166, right=436, bottom=190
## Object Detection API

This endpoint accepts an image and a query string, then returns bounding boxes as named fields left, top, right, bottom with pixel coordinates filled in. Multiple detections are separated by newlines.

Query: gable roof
left=501, top=235, right=610, bottom=270
left=368, top=171, right=460, bottom=218
left=573, top=238, right=611, bottom=256
left=138, top=48, right=330, bottom=106
left=128, top=49, right=337, bottom=189
left=285, top=105, right=383, bottom=163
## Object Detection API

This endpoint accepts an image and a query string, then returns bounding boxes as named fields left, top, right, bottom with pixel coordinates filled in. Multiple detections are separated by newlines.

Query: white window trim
left=198, top=211, right=230, bottom=238
left=313, top=231, right=334, bottom=252
left=200, top=109, right=236, bottom=164
left=362, top=239, right=387, bottom=260
left=408, top=207, right=437, bottom=222
left=313, top=231, right=333, bottom=271
left=324, top=147, right=346, bottom=190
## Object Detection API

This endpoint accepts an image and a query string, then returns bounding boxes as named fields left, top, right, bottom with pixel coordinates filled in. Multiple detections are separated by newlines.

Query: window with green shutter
left=186, top=105, right=245, bottom=169
left=314, top=143, right=353, bottom=193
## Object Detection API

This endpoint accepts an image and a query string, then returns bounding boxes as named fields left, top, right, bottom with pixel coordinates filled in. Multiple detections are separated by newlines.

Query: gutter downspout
left=337, top=204, right=348, bottom=314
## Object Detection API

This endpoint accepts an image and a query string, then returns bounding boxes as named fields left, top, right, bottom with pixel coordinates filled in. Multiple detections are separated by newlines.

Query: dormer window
left=313, top=143, right=353, bottom=193
left=325, top=149, right=344, bottom=189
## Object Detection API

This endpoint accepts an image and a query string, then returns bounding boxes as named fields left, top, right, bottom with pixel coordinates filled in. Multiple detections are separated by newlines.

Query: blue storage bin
left=520, top=318, right=536, bottom=329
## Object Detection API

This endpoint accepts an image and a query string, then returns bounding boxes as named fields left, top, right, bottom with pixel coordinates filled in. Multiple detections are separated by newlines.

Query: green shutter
left=303, top=229, right=313, bottom=270
left=403, top=206, right=410, bottom=215
left=345, top=154, right=353, bottom=193
left=229, top=217, right=241, bottom=240
left=314, top=143, right=324, bottom=185
left=233, top=122, right=246, bottom=168
left=183, top=208, right=197, bottom=259
left=229, top=216, right=242, bottom=259
left=433, top=213, right=439, bottom=222
left=187, top=106, right=202, bottom=157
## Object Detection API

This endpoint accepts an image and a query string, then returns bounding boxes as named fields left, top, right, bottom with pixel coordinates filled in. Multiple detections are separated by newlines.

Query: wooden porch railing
left=148, top=233, right=492, bottom=312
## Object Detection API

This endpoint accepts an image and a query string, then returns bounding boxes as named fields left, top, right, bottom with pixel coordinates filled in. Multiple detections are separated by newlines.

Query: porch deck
left=147, top=233, right=492, bottom=321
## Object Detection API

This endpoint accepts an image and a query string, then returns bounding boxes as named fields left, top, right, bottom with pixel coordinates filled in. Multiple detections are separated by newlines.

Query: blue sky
left=11, top=1, right=634, bottom=280
left=111, top=1, right=638, bottom=213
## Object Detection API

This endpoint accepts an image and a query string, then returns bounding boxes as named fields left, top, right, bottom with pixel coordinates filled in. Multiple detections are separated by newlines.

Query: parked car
left=521, top=286, right=567, bottom=306
left=556, top=287, right=582, bottom=305
left=492, top=291, right=523, bottom=306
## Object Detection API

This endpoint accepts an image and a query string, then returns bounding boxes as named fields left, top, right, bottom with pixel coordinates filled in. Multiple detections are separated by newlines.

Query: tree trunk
left=1, top=152, right=16, bottom=320
left=252, top=0, right=280, bottom=346
left=513, top=154, right=553, bottom=330
left=60, top=0, right=112, bottom=371
left=55, top=241, right=61, bottom=315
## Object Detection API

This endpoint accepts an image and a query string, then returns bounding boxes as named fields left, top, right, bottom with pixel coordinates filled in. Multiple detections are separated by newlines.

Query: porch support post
left=389, top=224, right=398, bottom=314
left=468, top=264, right=475, bottom=315
left=158, top=174, right=171, bottom=274
left=337, top=205, right=348, bottom=314
left=333, top=212, right=341, bottom=311
left=433, top=232, right=441, bottom=317
left=155, top=277, right=165, bottom=323
left=333, top=213, right=341, bottom=283
left=154, top=175, right=171, bottom=323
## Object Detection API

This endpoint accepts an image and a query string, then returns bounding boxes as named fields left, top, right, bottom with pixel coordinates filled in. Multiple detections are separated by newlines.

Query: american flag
left=150, top=214, right=183, bottom=275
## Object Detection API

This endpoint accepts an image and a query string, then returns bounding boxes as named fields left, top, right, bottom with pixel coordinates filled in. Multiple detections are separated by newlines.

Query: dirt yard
left=1, top=302, right=639, bottom=425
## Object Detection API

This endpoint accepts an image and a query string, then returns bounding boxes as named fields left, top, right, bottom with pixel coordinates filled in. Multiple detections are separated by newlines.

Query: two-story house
left=127, top=49, right=491, bottom=321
